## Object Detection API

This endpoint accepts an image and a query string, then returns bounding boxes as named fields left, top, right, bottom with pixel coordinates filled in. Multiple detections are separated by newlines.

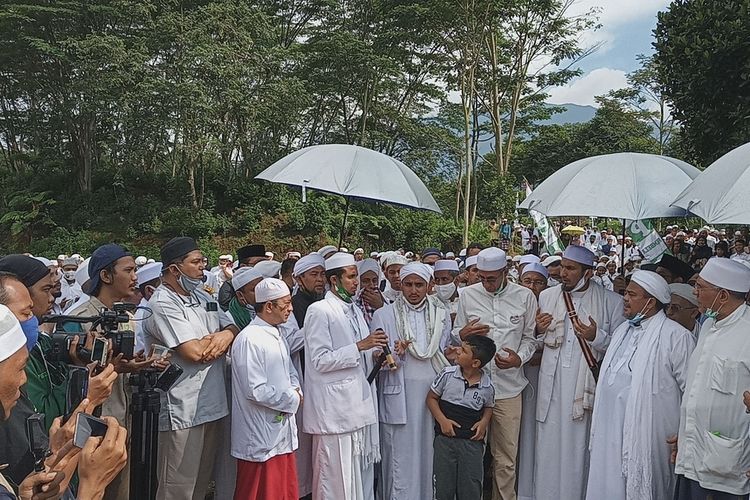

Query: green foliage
left=654, top=0, right=750, bottom=165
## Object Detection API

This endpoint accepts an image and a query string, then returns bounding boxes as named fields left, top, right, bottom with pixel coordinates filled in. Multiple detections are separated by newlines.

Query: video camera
left=42, top=302, right=137, bottom=364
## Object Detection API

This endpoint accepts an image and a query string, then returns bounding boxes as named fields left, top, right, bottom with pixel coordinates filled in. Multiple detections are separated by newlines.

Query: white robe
left=534, top=282, right=625, bottom=500
left=370, top=301, right=452, bottom=500
left=518, top=362, right=540, bottom=500
left=586, top=312, right=694, bottom=500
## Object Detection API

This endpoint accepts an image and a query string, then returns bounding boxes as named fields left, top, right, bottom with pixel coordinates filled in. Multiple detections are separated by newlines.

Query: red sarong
left=234, top=452, right=298, bottom=500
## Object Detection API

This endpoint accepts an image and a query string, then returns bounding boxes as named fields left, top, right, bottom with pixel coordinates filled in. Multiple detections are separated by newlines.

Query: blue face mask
left=20, top=316, right=40, bottom=351
left=627, top=300, right=652, bottom=327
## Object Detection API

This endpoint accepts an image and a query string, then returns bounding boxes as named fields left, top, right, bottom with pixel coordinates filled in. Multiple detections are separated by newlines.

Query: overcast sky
left=546, top=0, right=671, bottom=107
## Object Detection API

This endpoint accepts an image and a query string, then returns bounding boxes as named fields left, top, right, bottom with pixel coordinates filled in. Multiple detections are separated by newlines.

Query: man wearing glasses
left=667, top=283, right=701, bottom=338
left=453, top=247, right=537, bottom=500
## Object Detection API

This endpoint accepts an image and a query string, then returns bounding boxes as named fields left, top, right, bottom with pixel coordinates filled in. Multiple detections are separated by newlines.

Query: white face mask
left=435, top=283, right=456, bottom=302
left=63, top=270, right=76, bottom=282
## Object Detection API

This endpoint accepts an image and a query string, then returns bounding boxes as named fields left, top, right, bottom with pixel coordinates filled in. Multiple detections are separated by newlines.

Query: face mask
left=704, top=292, right=723, bottom=320
left=335, top=283, right=353, bottom=303
left=63, top=271, right=76, bottom=282
left=571, top=275, right=588, bottom=292
left=20, top=316, right=40, bottom=351
left=435, top=283, right=456, bottom=302
left=628, top=299, right=652, bottom=327
left=494, top=277, right=508, bottom=296
left=174, top=265, right=205, bottom=293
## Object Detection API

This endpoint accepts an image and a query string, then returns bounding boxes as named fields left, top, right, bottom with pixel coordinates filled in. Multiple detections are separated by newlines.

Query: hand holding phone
left=73, top=413, right=108, bottom=448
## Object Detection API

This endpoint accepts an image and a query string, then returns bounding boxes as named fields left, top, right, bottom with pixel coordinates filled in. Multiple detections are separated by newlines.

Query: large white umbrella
left=671, top=142, right=750, bottom=224
left=519, top=152, right=700, bottom=220
left=256, top=144, right=441, bottom=245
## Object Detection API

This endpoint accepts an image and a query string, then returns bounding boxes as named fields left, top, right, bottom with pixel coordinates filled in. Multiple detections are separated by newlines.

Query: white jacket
left=302, top=291, right=377, bottom=435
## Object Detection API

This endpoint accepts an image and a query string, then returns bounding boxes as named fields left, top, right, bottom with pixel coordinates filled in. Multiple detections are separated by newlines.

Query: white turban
left=630, top=270, right=672, bottom=304
left=253, top=260, right=281, bottom=279
left=0, top=304, right=25, bottom=363
left=669, top=283, right=698, bottom=307
left=383, top=253, right=408, bottom=271
left=325, top=252, right=356, bottom=271
left=317, top=245, right=339, bottom=258
left=232, top=267, right=263, bottom=291
left=293, top=253, right=325, bottom=278
left=357, top=258, right=380, bottom=278
left=699, top=257, right=750, bottom=293
left=477, top=248, right=507, bottom=271
left=521, top=262, right=548, bottom=280
left=255, top=278, right=290, bottom=302
left=562, top=245, right=596, bottom=267
left=399, top=262, right=432, bottom=283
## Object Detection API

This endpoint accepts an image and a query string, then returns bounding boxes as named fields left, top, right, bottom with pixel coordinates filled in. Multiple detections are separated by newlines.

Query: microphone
left=366, top=330, right=396, bottom=383
left=381, top=338, right=397, bottom=370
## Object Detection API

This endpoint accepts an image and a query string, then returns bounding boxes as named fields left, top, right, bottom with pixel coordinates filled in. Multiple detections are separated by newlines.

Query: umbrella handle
left=339, top=197, right=351, bottom=249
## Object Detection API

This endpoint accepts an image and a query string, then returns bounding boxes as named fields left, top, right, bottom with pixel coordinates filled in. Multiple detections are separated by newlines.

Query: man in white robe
left=371, top=263, right=453, bottom=500
left=586, top=271, right=695, bottom=500
left=534, top=245, right=625, bottom=500
left=303, top=252, right=388, bottom=500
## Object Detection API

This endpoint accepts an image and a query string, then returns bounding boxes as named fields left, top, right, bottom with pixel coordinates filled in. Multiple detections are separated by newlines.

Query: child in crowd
left=427, top=335, right=496, bottom=500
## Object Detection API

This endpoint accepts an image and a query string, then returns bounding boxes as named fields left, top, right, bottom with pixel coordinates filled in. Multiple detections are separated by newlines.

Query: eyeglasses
left=666, top=303, right=696, bottom=313
left=521, top=279, right=547, bottom=286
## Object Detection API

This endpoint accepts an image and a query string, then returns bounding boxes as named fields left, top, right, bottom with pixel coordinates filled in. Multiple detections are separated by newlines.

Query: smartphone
left=91, top=336, right=108, bottom=366
left=25, top=413, right=50, bottom=471
left=65, top=365, right=89, bottom=422
left=73, top=413, right=108, bottom=448
left=149, top=344, right=171, bottom=359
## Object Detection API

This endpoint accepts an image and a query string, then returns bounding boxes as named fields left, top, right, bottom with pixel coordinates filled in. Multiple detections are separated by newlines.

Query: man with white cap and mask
left=517, top=262, right=549, bottom=500
left=227, top=267, right=264, bottom=330
left=672, top=258, right=750, bottom=499
left=231, top=278, right=301, bottom=499
left=586, top=270, right=695, bottom=500
left=433, top=259, right=460, bottom=320
left=355, top=258, right=385, bottom=326
left=534, top=245, right=625, bottom=500
left=371, top=262, right=453, bottom=500
left=303, top=252, right=388, bottom=500
left=453, top=247, right=537, bottom=500
left=667, top=283, right=701, bottom=338
left=134, top=261, right=163, bottom=352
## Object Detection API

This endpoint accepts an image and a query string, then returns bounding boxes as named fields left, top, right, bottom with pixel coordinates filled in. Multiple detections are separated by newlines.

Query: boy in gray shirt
left=427, top=335, right=496, bottom=500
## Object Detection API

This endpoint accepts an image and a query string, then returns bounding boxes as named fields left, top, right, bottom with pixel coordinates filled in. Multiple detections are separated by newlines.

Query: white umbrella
left=256, top=144, right=441, bottom=245
left=671, top=142, right=750, bottom=224
left=519, top=152, right=700, bottom=220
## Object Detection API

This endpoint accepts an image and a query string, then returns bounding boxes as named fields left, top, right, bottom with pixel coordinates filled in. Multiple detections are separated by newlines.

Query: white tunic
left=675, top=303, right=750, bottom=495
left=230, top=316, right=301, bottom=462
left=371, top=300, right=452, bottom=500
left=586, top=312, right=694, bottom=500
left=534, top=282, right=625, bottom=500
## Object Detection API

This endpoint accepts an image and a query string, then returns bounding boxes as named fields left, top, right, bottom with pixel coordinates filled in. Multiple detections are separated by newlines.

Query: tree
left=653, top=0, right=750, bottom=165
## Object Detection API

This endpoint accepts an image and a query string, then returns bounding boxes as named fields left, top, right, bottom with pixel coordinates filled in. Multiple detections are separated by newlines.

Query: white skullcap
left=339, top=247, right=349, bottom=253
left=75, top=257, right=91, bottom=287
left=669, top=283, right=699, bottom=307
left=699, top=257, right=750, bottom=293
left=293, top=253, right=325, bottom=277
left=458, top=248, right=467, bottom=257
left=265, top=251, right=275, bottom=259
left=254, top=260, right=281, bottom=279
left=136, top=262, right=162, bottom=286
left=540, top=252, right=550, bottom=259
left=232, top=267, right=263, bottom=291
left=325, top=252, right=357, bottom=271
left=219, top=254, right=233, bottom=261
left=562, top=245, right=596, bottom=267
left=357, top=258, right=380, bottom=278
left=541, top=255, right=562, bottom=267
left=596, top=262, right=607, bottom=269
left=630, top=270, right=672, bottom=304
left=519, top=254, right=541, bottom=266
left=317, top=245, right=339, bottom=258
left=147, top=258, right=155, bottom=264
left=383, top=253, right=408, bottom=270
left=34, top=257, right=52, bottom=267
left=286, top=251, right=301, bottom=259
left=445, top=252, right=455, bottom=259
left=255, top=278, right=290, bottom=302
left=434, top=259, right=459, bottom=273
left=521, top=262, right=548, bottom=279
left=399, top=262, right=432, bottom=282
left=71, top=254, right=82, bottom=260
left=135, top=256, right=148, bottom=266
left=369, top=251, right=379, bottom=258
left=465, top=255, right=478, bottom=268
left=354, top=248, right=364, bottom=254
left=477, top=248, right=507, bottom=271
left=61, top=257, right=78, bottom=268
left=57, top=254, right=67, bottom=261
left=0, top=304, right=25, bottom=363
left=512, top=255, right=522, bottom=263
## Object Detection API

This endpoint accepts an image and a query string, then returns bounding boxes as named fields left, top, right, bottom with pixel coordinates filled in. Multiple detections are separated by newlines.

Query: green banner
left=627, top=219, right=670, bottom=264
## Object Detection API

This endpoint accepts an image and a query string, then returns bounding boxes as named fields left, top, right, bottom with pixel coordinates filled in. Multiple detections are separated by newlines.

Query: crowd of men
left=0, top=224, right=749, bottom=500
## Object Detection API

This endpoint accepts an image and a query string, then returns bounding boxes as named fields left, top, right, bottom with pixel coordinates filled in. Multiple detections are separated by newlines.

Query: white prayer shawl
left=589, top=311, right=694, bottom=500
left=393, top=295, right=450, bottom=373
left=539, top=281, right=623, bottom=420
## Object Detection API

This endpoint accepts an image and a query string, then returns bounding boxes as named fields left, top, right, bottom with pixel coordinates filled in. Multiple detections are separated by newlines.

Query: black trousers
left=674, top=475, right=750, bottom=500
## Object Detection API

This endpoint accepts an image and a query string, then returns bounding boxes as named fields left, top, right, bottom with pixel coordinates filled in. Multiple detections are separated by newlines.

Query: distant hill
left=542, top=103, right=597, bottom=125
